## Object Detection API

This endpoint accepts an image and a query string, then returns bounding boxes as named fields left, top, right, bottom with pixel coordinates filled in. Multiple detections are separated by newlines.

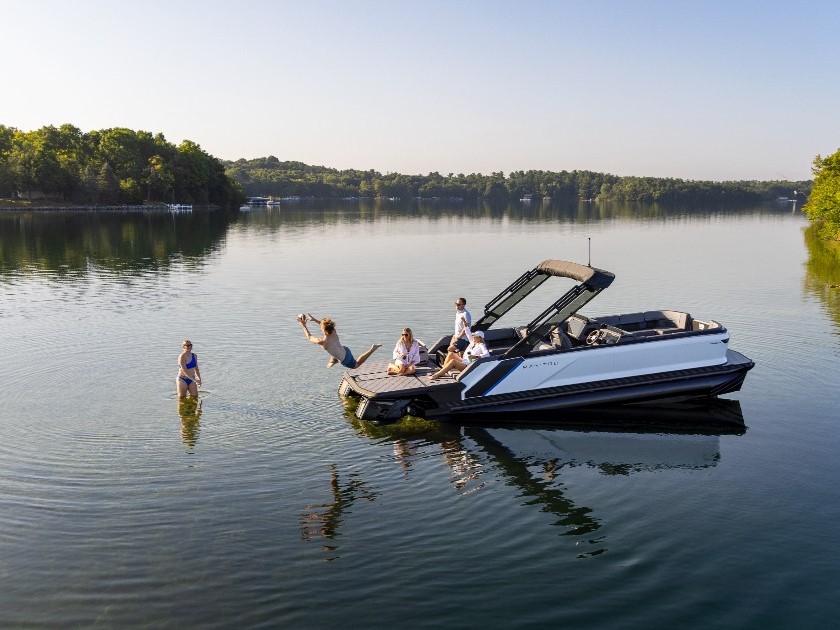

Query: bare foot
left=428, top=372, right=441, bottom=380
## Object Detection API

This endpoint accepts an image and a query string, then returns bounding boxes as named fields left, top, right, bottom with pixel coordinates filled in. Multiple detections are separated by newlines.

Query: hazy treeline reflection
left=803, top=223, right=840, bottom=331
left=0, top=201, right=793, bottom=277
left=236, top=199, right=786, bottom=231
left=0, top=210, right=232, bottom=276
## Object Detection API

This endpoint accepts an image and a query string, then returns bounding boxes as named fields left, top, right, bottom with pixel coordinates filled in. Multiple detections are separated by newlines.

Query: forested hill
left=224, top=155, right=811, bottom=204
left=0, top=124, right=242, bottom=205
left=0, top=124, right=811, bottom=207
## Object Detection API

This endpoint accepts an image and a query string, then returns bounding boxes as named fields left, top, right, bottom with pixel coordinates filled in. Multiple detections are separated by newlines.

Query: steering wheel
left=585, top=329, right=602, bottom=346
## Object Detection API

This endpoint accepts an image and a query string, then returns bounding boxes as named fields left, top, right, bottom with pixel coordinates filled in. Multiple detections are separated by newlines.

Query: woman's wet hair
left=321, top=317, right=336, bottom=334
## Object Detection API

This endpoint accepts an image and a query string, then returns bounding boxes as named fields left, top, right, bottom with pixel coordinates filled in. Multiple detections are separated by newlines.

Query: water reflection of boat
left=484, top=398, right=747, bottom=435
left=469, top=400, right=744, bottom=473
left=344, top=400, right=744, bottom=555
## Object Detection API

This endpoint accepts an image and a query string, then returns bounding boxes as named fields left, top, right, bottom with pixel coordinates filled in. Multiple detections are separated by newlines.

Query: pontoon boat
left=339, top=259, right=754, bottom=422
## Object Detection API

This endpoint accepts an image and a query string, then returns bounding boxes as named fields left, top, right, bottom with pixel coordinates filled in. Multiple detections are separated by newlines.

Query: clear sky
left=2, top=0, right=838, bottom=181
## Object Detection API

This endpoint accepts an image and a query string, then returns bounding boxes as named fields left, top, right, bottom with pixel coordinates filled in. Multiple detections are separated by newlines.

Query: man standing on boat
left=451, top=297, right=472, bottom=352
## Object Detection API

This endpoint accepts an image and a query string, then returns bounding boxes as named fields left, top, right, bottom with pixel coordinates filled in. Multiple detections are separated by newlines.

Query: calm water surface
left=1, top=202, right=838, bottom=628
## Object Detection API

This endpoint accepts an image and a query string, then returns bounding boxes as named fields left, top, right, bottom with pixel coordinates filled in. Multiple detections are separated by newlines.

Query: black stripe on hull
left=426, top=359, right=754, bottom=420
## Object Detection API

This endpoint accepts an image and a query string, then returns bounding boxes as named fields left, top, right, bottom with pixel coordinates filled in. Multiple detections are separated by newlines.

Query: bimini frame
left=472, top=259, right=615, bottom=358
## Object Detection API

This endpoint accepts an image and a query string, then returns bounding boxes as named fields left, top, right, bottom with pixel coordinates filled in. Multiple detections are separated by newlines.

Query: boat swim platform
left=341, top=359, right=458, bottom=398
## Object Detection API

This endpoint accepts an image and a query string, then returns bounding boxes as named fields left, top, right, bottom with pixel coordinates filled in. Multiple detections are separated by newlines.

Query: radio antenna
left=588, top=237, right=591, bottom=267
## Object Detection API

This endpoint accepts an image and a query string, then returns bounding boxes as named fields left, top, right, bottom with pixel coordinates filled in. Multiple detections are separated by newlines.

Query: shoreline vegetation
left=0, top=123, right=816, bottom=212
left=802, top=148, right=840, bottom=241
left=225, top=155, right=811, bottom=206
left=0, top=124, right=241, bottom=209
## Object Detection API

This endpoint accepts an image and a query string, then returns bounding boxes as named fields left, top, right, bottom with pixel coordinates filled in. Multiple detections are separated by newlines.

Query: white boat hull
left=459, top=331, right=730, bottom=399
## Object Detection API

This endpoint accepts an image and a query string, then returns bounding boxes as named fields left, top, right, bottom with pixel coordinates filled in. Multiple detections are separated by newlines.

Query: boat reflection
left=469, top=398, right=747, bottom=437
left=345, top=399, right=745, bottom=557
left=468, top=399, right=746, bottom=478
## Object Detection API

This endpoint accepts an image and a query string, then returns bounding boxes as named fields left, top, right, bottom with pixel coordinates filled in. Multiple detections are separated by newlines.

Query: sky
left=2, top=0, right=838, bottom=181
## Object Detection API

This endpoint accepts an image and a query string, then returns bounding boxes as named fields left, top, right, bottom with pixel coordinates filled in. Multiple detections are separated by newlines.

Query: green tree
left=0, top=125, right=18, bottom=196
left=80, top=164, right=99, bottom=203
left=97, top=162, right=120, bottom=204
left=483, top=179, right=507, bottom=203
left=803, top=148, right=840, bottom=240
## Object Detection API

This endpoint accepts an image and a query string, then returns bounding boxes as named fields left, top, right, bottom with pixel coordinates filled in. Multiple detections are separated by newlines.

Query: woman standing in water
left=176, top=339, right=202, bottom=397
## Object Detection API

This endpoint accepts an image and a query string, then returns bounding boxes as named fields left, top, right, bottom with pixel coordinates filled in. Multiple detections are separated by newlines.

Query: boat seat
left=618, top=312, right=646, bottom=328
left=550, top=328, right=573, bottom=349
left=417, top=342, right=429, bottom=365
left=566, top=315, right=592, bottom=340
left=659, top=310, right=692, bottom=330
left=692, top=319, right=720, bottom=331
left=629, top=329, right=660, bottom=338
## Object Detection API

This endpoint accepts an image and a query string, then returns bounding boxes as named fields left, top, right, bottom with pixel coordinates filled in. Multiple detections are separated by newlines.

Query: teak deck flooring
left=343, top=359, right=459, bottom=397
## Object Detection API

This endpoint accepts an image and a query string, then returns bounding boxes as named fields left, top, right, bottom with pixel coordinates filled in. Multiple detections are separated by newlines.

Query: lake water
left=1, top=201, right=838, bottom=628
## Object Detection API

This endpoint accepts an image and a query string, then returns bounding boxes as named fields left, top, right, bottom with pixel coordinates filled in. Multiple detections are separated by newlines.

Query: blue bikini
left=180, top=353, right=197, bottom=386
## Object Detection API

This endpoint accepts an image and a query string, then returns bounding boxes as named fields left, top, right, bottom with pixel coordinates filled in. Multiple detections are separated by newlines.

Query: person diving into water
left=298, top=313, right=381, bottom=368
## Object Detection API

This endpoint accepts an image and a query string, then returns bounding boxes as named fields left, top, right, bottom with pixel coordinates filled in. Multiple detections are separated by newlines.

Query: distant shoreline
left=0, top=200, right=220, bottom=212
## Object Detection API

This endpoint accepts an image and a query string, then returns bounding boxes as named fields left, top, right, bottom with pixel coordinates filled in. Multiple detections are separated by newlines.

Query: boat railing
left=486, top=268, right=540, bottom=308
left=476, top=268, right=549, bottom=330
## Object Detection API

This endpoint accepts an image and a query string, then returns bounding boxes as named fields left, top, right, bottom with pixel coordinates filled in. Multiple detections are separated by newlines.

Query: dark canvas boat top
left=534, top=259, right=614, bottom=289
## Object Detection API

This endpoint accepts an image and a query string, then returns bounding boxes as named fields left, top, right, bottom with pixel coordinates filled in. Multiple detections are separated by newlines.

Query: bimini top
left=536, top=260, right=615, bottom=289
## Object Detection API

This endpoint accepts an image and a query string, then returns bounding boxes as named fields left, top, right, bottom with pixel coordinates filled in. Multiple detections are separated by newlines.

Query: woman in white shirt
left=387, top=327, right=421, bottom=375
left=428, top=330, right=489, bottom=380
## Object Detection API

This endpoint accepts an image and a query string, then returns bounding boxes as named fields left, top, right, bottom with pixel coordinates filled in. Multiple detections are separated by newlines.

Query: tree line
left=0, top=124, right=242, bottom=205
left=224, top=155, right=811, bottom=204
left=803, top=148, right=840, bottom=240
left=0, top=124, right=813, bottom=208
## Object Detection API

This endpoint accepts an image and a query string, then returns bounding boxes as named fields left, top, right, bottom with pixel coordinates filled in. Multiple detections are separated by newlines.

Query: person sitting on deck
left=387, top=327, right=421, bottom=376
left=428, top=330, right=489, bottom=380
left=298, top=313, right=381, bottom=369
